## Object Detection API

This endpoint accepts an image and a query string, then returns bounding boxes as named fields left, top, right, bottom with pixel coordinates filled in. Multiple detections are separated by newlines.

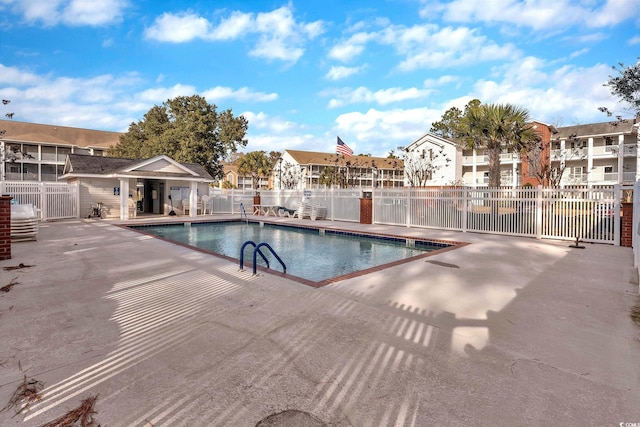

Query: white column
left=560, top=139, right=566, bottom=188
left=637, top=129, right=640, bottom=182
left=189, top=181, right=198, bottom=217
left=472, top=148, right=477, bottom=188
left=618, top=134, right=624, bottom=184
left=512, top=153, right=517, bottom=188
left=119, top=178, right=130, bottom=220
left=587, top=137, right=593, bottom=187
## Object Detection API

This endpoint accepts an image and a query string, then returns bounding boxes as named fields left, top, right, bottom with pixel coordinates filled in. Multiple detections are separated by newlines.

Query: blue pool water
left=131, top=221, right=450, bottom=284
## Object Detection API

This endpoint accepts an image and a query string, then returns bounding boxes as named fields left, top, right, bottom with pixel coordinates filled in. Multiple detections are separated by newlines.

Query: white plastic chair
left=201, top=195, right=211, bottom=214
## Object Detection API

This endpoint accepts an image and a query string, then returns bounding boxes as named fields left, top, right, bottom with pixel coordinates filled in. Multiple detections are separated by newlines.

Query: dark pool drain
left=255, top=409, right=326, bottom=426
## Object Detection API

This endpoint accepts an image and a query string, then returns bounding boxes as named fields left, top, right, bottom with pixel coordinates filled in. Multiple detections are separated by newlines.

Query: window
left=23, top=145, right=38, bottom=160
left=41, top=164, right=58, bottom=181
left=604, top=166, right=613, bottom=174
left=57, top=147, right=70, bottom=162
left=23, top=163, right=38, bottom=181
left=42, top=146, right=57, bottom=161
left=73, top=148, right=90, bottom=155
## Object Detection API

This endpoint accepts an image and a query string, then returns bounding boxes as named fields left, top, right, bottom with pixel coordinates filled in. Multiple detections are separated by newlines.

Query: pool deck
left=0, top=214, right=639, bottom=426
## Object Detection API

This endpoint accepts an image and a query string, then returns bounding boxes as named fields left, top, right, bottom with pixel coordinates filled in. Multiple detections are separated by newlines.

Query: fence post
left=535, top=185, right=543, bottom=239
left=462, top=187, right=468, bottom=233
left=614, top=184, right=621, bottom=246
left=39, top=182, right=47, bottom=221
left=405, top=187, right=411, bottom=227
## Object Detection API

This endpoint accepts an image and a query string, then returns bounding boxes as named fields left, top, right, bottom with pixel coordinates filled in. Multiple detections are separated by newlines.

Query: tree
left=457, top=102, right=539, bottom=187
left=236, top=151, right=272, bottom=191
left=108, top=95, right=248, bottom=179
left=602, top=61, right=640, bottom=116
left=278, top=161, right=304, bottom=189
left=430, top=99, right=481, bottom=141
left=388, top=145, right=450, bottom=187
left=526, top=135, right=586, bottom=187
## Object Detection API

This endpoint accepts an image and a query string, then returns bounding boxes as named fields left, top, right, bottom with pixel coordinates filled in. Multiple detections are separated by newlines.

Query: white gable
left=134, top=158, right=186, bottom=173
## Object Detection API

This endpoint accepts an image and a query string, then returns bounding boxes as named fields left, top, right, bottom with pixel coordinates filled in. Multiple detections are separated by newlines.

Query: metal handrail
left=239, top=240, right=269, bottom=270
left=253, top=242, right=286, bottom=275
left=239, top=240, right=287, bottom=276
left=239, top=202, right=249, bottom=224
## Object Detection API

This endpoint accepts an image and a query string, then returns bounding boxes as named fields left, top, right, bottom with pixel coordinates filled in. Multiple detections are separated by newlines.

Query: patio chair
left=201, top=195, right=212, bottom=215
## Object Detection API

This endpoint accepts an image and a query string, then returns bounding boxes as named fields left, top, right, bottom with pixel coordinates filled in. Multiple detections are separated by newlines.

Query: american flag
left=336, top=137, right=353, bottom=157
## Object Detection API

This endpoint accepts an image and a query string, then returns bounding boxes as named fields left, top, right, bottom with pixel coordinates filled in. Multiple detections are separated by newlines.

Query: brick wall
left=360, top=198, right=372, bottom=224
left=621, top=202, right=633, bottom=248
left=0, top=195, right=12, bottom=260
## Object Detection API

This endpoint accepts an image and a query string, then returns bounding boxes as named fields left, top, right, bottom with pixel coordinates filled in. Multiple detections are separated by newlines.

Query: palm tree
left=236, top=151, right=272, bottom=192
left=458, top=102, right=539, bottom=187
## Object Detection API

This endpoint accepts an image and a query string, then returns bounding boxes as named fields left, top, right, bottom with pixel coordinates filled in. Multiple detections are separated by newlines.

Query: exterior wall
left=79, top=178, right=122, bottom=218
left=1, top=141, right=106, bottom=182
left=404, top=134, right=460, bottom=186
left=461, top=121, right=639, bottom=187
left=521, top=122, right=553, bottom=187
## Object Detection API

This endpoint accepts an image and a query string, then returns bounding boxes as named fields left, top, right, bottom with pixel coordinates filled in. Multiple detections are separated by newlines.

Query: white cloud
left=202, top=86, right=278, bottom=103
left=328, top=23, right=519, bottom=71
left=145, top=6, right=325, bottom=63
left=210, top=11, right=253, bottom=40
left=472, top=60, right=615, bottom=124
left=137, top=84, right=197, bottom=103
left=144, top=12, right=212, bottom=43
left=242, top=111, right=317, bottom=151
left=335, top=107, right=443, bottom=155
left=421, top=0, right=640, bottom=31
left=328, top=32, right=374, bottom=62
left=325, top=65, right=365, bottom=80
left=2, top=0, right=128, bottom=27
left=327, top=86, right=433, bottom=108
left=629, top=36, right=640, bottom=45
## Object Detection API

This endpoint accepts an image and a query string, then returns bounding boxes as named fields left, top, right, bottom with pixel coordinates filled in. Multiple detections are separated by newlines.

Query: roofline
left=61, top=172, right=215, bottom=182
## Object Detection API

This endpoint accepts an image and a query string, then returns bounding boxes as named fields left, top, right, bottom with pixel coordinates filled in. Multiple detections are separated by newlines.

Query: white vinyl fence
left=1, top=181, right=79, bottom=220
left=374, top=186, right=619, bottom=244
left=212, top=186, right=622, bottom=245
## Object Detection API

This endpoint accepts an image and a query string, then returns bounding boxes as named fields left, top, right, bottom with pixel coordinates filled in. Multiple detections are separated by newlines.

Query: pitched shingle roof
left=0, top=120, right=121, bottom=148
left=64, top=154, right=214, bottom=180
left=285, top=149, right=403, bottom=169
left=555, top=118, right=638, bottom=139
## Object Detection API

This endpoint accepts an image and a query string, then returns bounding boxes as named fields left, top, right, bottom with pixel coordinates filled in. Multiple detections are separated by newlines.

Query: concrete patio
left=0, top=216, right=639, bottom=426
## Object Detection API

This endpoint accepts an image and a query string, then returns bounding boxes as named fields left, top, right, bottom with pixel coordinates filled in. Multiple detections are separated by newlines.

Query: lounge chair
left=291, top=201, right=312, bottom=219
left=311, top=204, right=327, bottom=220
left=11, top=204, right=38, bottom=241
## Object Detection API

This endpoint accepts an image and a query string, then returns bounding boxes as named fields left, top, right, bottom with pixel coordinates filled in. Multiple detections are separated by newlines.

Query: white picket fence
left=0, top=182, right=626, bottom=245
left=1, top=181, right=79, bottom=220
left=212, top=186, right=622, bottom=245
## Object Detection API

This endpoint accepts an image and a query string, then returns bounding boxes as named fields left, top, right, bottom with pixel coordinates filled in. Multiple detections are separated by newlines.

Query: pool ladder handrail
left=239, top=240, right=287, bottom=275
left=239, top=202, right=249, bottom=224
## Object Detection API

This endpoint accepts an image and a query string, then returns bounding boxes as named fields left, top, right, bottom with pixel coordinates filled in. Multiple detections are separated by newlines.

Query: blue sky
left=0, top=0, right=638, bottom=157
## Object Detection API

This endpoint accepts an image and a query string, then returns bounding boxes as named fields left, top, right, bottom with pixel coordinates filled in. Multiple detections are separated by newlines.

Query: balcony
left=462, top=152, right=519, bottom=165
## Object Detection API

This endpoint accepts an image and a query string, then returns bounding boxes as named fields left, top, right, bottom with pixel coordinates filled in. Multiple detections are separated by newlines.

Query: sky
left=0, top=0, right=639, bottom=157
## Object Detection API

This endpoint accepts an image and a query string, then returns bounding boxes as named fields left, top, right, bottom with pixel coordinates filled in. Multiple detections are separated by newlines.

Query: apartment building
left=0, top=120, right=121, bottom=182
left=461, top=118, right=640, bottom=187
left=276, top=149, right=405, bottom=189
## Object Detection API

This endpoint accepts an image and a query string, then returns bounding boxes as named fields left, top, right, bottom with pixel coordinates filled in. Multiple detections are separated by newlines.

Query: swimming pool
left=129, top=221, right=457, bottom=286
